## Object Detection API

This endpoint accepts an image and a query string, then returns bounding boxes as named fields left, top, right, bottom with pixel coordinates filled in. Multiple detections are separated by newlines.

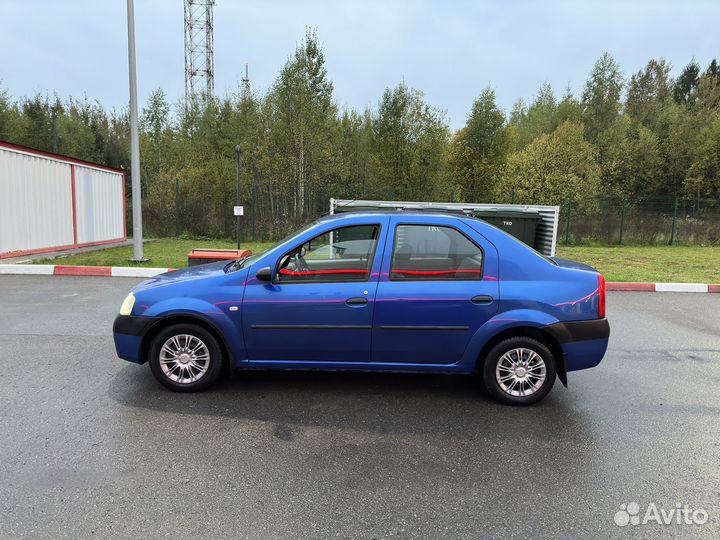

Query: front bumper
left=113, top=315, right=162, bottom=364
left=546, top=318, right=610, bottom=372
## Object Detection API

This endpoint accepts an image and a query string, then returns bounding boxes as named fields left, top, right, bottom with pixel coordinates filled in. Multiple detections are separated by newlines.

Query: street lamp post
left=127, top=0, right=145, bottom=261
left=235, top=145, right=242, bottom=250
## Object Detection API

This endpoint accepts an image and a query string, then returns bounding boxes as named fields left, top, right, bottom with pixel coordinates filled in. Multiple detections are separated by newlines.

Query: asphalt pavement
left=0, top=275, right=719, bottom=539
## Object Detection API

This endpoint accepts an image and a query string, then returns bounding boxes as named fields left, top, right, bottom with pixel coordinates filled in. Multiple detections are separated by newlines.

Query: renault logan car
left=113, top=211, right=609, bottom=405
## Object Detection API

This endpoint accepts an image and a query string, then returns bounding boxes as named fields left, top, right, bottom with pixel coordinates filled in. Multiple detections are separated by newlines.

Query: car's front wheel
left=482, top=337, right=556, bottom=406
left=148, top=323, right=223, bottom=392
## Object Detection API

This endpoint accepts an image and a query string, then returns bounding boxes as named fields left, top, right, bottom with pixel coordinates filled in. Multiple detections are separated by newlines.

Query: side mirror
left=255, top=267, right=273, bottom=282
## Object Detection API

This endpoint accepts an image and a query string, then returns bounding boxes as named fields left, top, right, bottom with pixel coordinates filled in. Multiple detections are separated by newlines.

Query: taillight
left=598, top=274, right=606, bottom=319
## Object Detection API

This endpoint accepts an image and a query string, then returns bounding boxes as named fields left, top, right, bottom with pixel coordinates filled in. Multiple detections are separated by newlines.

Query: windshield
left=225, top=221, right=318, bottom=273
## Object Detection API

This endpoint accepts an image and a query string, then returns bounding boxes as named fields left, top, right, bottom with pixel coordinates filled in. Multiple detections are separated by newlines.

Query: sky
left=1, top=0, right=718, bottom=130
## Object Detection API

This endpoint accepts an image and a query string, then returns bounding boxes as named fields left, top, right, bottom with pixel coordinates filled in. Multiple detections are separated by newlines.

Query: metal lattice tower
left=184, top=0, right=215, bottom=101
left=241, top=63, right=251, bottom=101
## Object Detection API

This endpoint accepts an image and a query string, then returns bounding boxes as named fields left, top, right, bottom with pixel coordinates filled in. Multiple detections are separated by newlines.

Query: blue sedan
left=113, top=211, right=609, bottom=405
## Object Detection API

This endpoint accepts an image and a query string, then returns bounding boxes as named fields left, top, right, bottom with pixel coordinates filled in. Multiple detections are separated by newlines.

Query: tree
left=695, top=64, right=720, bottom=112
left=508, top=82, right=558, bottom=150
left=673, top=60, right=700, bottom=105
left=0, top=83, right=21, bottom=141
left=334, top=108, right=374, bottom=198
left=684, top=112, right=720, bottom=199
left=141, top=89, right=171, bottom=141
left=705, top=59, right=719, bottom=80
left=582, top=52, right=624, bottom=141
left=448, top=87, right=507, bottom=201
left=501, top=121, right=601, bottom=207
left=140, top=89, right=173, bottom=190
left=624, top=124, right=665, bottom=198
left=556, top=86, right=584, bottom=125
left=626, top=59, right=671, bottom=128
left=371, top=82, right=449, bottom=200
left=18, top=94, right=53, bottom=149
left=265, top=28, right=338, bottom=219
left=58, top=97, right=102, bottom=162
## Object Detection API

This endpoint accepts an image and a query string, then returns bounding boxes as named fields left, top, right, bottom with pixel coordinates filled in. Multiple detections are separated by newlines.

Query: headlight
left=119, top=292, right=136, bottom=316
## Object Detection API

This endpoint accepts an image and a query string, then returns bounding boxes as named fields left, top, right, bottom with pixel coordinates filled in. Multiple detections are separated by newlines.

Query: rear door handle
left=471, top=295, right=494, bottom=304
left=346, top=297, right=368, bottom=306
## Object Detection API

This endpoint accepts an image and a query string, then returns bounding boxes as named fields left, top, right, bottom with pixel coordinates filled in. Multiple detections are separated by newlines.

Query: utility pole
left=235, top=145, right=242, bottom=250
left=127, top=0, right=145, bottom=261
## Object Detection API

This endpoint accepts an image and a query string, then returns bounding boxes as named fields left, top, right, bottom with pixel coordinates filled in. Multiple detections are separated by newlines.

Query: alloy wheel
left=159, top=334, right=210, bottom=384
left=495, top=347, right=547, bottom=397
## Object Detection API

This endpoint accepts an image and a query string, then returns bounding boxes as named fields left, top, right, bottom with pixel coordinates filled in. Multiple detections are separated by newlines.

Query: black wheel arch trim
left=113, top=314, right=163, bottom=336
left=114, top=313, right=235, bottom=369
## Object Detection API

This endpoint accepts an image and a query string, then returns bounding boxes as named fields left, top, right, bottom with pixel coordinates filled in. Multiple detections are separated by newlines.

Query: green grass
left=36, top=238, right=274, bottom=269
left=556, top=245, right=720, bottom=283
left=35, top=238, right=720, bottom=283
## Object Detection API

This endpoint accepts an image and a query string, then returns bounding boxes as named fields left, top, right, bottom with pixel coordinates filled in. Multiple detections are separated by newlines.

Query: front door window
left=277, top=225, right=380, bottom=282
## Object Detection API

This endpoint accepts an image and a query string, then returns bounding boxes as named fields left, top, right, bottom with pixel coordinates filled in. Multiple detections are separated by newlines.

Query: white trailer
left=0, top=141, right=126, bottom=259
left=329, top=199, right=561, bottom=257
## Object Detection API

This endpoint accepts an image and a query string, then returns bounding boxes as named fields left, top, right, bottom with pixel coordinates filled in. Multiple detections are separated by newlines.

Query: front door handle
left=471, top=295, right=494, bottom=305
left=346, top=297, right=368, bottom=306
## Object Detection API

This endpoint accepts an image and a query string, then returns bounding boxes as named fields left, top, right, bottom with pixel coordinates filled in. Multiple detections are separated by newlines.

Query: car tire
left=148, top=323, right=224, bottom=392
left=482, top=337, right=556, bottom=406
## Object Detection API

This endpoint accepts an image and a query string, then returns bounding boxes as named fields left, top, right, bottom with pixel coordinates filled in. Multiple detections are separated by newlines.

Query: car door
left=371, top=215, right=499, bottom=365
left=242, top=218, right=388, bottom=363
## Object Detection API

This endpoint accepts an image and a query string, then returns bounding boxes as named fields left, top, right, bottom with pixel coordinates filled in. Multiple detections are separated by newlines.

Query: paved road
left=1, top=275, right=719, bottom=539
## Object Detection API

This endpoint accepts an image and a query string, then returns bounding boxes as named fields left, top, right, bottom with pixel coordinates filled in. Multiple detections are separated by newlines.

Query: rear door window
left=390, top=224, right=483, bottom=281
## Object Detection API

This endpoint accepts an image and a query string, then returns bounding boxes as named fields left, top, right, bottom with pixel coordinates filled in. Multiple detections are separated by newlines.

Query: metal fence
left=554, top=196, right=720, bottom=246
left=143, top=186, right=720, bottom=246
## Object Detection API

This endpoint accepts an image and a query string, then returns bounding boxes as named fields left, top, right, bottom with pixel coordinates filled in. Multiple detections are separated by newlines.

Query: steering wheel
left=293, top=251, right=310, bottom=272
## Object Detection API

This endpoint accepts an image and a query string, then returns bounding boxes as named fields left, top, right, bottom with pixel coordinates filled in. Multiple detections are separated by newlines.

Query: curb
left=606, top=282, right=719, bottom=293
left=0, top=264, right=719, bottom=292
left=0, top=264, right=171, bottom=278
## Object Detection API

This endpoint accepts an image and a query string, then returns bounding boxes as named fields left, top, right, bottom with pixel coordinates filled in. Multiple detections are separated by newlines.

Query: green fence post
left=252, top=181, right=257, bottom=242
left=670, top=196, right=678, bottom=245
left=564, top=198, right=572, bottom=244
left=511, top=191, right=516, bottom=204
left=619, top=197, right=627, bottom=245
left=175, top=178, right=181, bottom=237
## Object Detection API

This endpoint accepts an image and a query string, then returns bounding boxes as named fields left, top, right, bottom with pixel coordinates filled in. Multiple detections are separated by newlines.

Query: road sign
left=233, top=206, right=244, bottom=216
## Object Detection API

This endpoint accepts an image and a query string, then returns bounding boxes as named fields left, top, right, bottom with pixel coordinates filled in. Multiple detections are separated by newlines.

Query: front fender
left=458, top=309, right=561, bottom=368
left=140, top=298, right=247, bottom=365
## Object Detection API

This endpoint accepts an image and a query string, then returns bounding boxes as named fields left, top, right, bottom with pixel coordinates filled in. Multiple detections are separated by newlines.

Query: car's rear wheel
left=482, top=337, right=556, bottom=406
left=148, top=323, right=223, bottom=392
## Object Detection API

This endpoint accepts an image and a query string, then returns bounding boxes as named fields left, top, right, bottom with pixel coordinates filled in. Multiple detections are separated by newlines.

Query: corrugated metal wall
left=0, top=147, right=75, bottom=254
left=330, top=199, right=561, bottom=256
left=74, top=166, right=124, bottom=244
left=0, top=143, right=125, bottom=258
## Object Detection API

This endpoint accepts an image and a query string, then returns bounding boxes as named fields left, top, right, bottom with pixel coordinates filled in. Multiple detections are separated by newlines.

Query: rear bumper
left=545, top=318, right=610, bottom=343
left=546, top=319, right=610, bottom=372
left=113, top=315, right=162, bottom=364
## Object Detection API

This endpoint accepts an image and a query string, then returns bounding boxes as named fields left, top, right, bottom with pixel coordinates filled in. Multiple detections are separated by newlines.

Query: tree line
left=1, top=29, right=719, bottom=239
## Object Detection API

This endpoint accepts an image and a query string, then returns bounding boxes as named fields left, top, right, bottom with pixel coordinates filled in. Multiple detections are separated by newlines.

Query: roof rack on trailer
left=329, top=198, right=561, bottom=257
left=321, top=205, right=473, bottom=216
